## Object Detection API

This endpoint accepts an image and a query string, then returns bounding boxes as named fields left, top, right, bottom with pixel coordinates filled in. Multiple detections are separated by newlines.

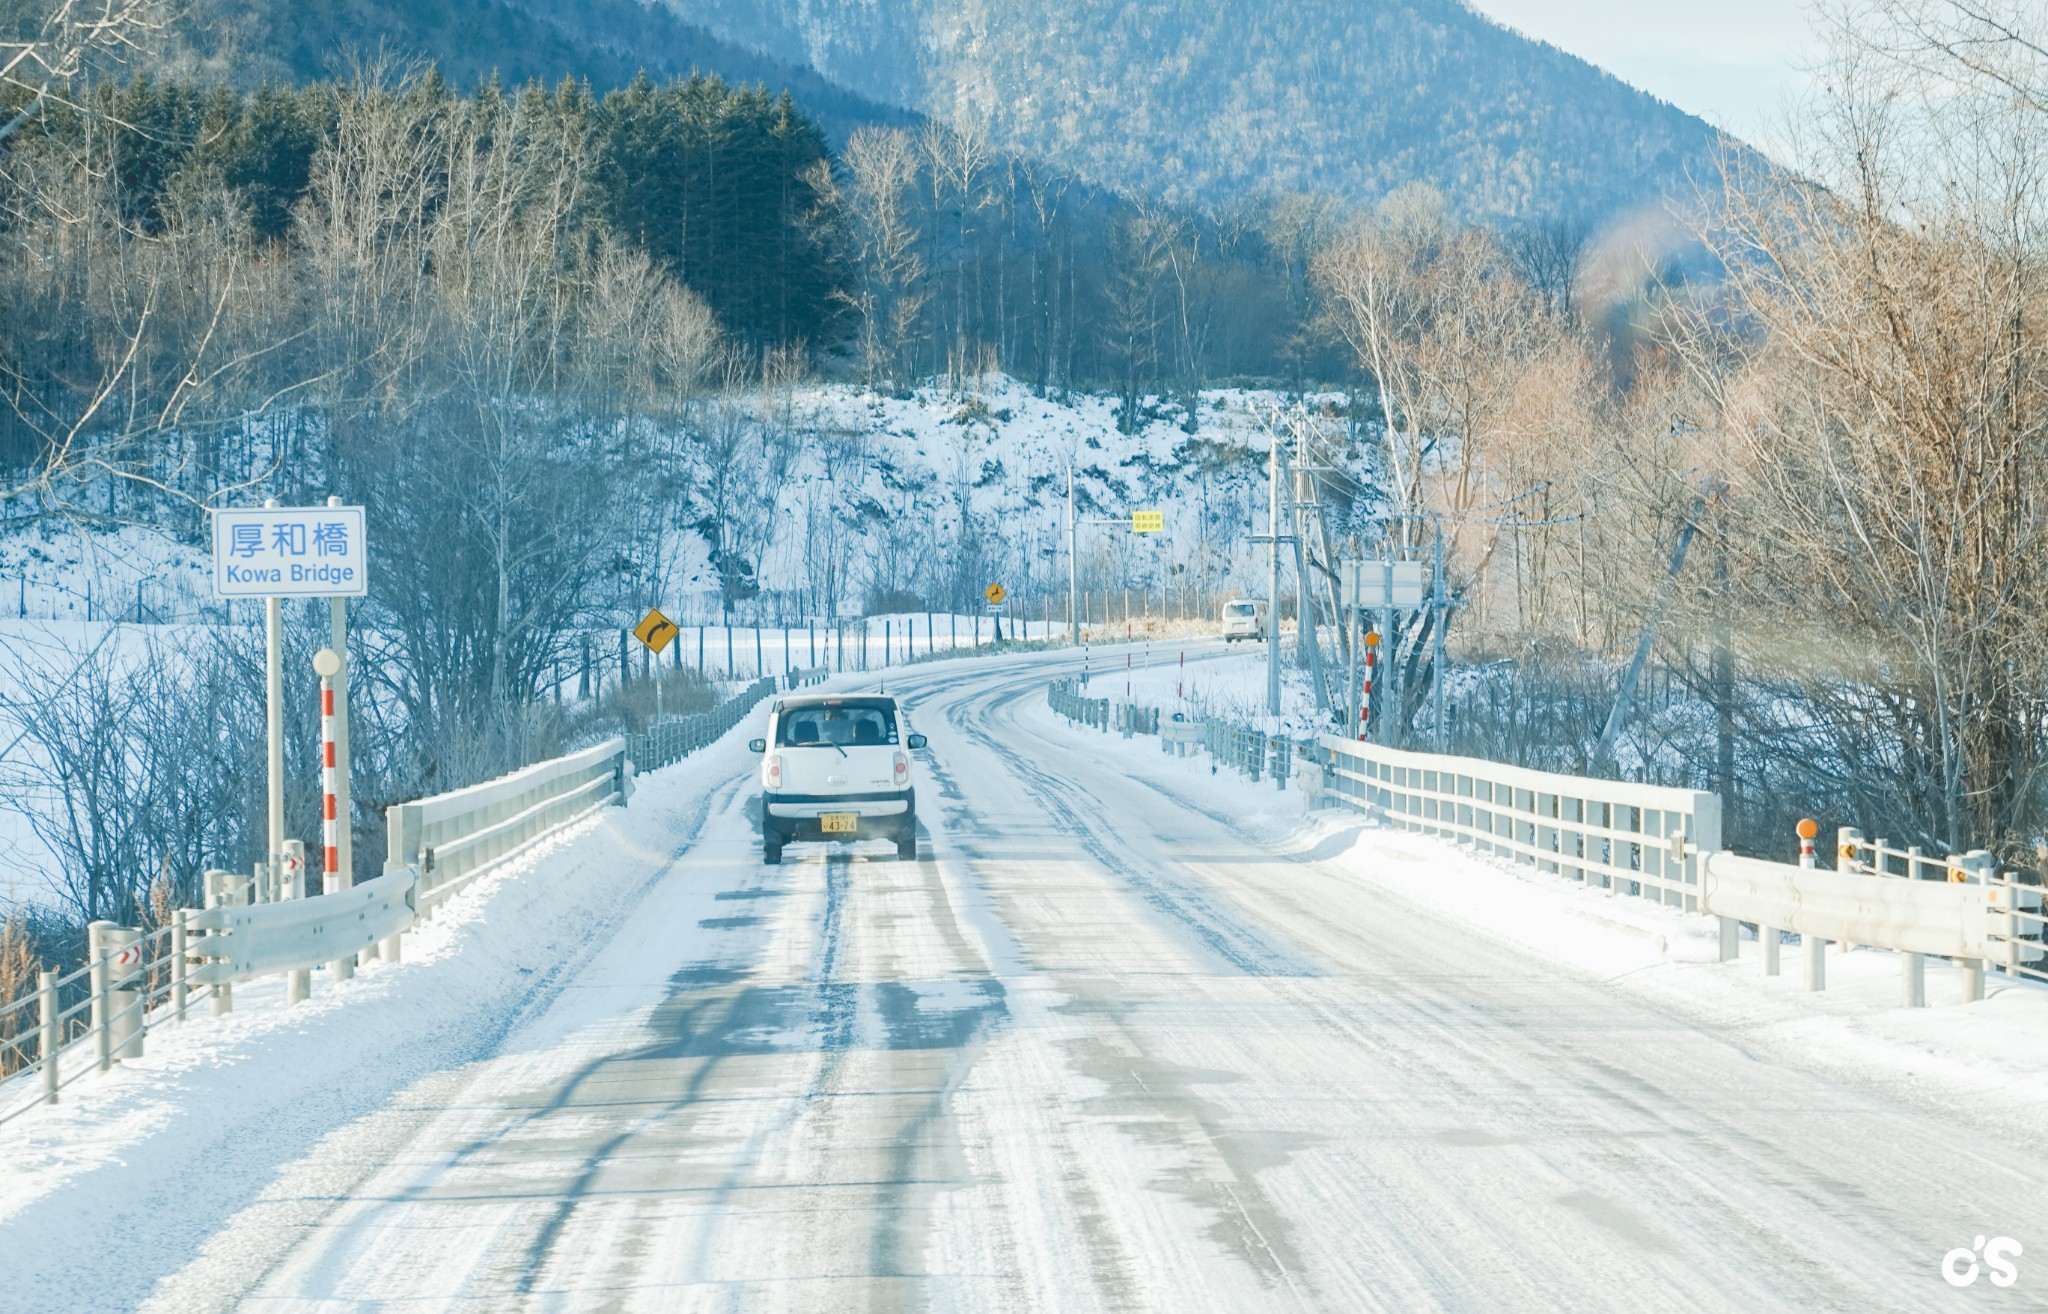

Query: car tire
left=896, top=834, right=916, bottom=862
left=764, top=838, right=783, bottom=865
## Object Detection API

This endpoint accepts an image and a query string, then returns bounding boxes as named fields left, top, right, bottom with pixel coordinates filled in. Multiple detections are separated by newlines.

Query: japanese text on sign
left=212, top=506, right=368, bottom=598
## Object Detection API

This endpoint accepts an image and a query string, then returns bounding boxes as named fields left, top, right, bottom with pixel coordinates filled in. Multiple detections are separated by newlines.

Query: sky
left=1467, top=0, right=1825, bottom=157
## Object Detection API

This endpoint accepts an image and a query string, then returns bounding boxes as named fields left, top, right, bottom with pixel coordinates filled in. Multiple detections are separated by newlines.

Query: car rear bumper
left=765, top=788, right=912, bottom=820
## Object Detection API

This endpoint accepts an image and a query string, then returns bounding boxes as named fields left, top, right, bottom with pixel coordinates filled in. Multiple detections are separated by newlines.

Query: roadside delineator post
left=316, top=647, right=353, bottom=984
left=1359, top=631, right=1379, bottom=741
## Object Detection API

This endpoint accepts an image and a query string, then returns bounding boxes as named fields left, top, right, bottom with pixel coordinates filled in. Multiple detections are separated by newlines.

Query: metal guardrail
left=390, top=738, right=631, bottom=913
left=627, top=678, right=777, bottom=775
left=1049, top=679, right=1110, bottom=731
left=1319, top=734, right=1720, bottom=912
left=190, top=866, right=420, bottom=981
left=1046, top=681, right=1305, bottom=789
left=0, top=734, right=642, bottom=1128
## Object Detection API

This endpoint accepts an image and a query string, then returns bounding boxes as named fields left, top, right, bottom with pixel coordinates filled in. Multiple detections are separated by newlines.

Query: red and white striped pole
left=313, top=648, right=351, bottom=981
left=1797, top=817, right=1818, bottom=869
left=1359, top=630, right=1380, bottom=741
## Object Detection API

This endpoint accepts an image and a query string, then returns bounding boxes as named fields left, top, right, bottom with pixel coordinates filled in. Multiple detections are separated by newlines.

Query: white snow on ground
left=1030, top=667, right=2048, bottom=1143
left=0, top=720, right=757, bottom=1311
left=0, top=520, right=215, bottom=624
left=2, top=642, right=2044, bottom=1311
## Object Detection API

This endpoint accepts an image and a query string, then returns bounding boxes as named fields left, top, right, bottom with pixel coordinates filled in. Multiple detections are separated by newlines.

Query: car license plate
left=819, top=812, right=858, bottom=834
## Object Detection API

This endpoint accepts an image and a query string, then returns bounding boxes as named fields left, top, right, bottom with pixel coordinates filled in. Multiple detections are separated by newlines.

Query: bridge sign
left=1340, top=560, right=1426, bottom=609
left=633, top=607, right=680, bottom=654
left=212, top=505, right=367, bottom=598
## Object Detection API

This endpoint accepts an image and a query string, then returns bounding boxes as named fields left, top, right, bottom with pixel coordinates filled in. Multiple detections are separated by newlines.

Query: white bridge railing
left=1319, top=735, right=1721, bottom=912
left=1314, top=734, right=2043, bottom=1007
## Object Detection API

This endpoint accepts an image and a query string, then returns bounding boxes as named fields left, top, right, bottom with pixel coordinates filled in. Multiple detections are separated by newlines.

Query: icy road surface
left=38, top=649, right=2048, bottom=1312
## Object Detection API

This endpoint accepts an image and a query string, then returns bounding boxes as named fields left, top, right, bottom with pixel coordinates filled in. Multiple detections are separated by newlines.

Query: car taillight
left=766, top=754, right=782, bottom=788
left=893, top=751, right=909, bottom=785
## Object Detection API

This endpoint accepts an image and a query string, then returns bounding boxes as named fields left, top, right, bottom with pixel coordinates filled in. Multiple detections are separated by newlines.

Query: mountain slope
left=160, top=0, right=912, bottom=139
left=653, top=0, right=1738, bottom=222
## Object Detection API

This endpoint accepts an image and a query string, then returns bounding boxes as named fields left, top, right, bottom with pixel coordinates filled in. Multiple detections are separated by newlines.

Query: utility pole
left=263, top=498, right=283, bottom=898
left=1067, top=464, right=1080, bottom=648
left=1266, top=434, right=1284, bottom=718
left=1432, top=522, right=1448, bottom=752
left=1346, top=540, right=1362, bottom=738
left=1290, top=427, right=1329, bottom=713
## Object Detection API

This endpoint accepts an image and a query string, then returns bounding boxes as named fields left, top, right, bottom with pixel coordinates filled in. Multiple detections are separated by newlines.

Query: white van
left=1222, top=598, right=1268, bottom=642
left=750, top=694, right=926, bottom=863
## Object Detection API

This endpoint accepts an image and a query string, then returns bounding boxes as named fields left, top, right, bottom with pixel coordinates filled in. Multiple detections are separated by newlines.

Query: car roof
left=774, top=693, right=899, bottom=712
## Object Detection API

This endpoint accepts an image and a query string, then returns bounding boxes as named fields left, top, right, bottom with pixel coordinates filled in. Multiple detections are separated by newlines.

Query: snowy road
left=82, top=650, right=2048, bottom=1311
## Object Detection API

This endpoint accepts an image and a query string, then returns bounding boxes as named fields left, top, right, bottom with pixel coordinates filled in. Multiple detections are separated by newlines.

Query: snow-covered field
left=3, top=643, right=2043, bottom=1311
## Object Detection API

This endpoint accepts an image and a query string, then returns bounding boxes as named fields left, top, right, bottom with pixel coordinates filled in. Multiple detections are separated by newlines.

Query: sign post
left=1340, top=560, right=1428, bottom=745
left=633, top=607, right=680, bottom=719
left=212, top=502, right=368, bottom=913
left=327, top=498, right=354, bottom=928
left=985, top=582, right=1007, bottom=641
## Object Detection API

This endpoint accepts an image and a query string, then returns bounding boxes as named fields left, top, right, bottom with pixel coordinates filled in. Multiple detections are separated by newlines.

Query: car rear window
left=1226, top=602, right=1257, bottom=616
left=777, top=704, right=899, bottom=747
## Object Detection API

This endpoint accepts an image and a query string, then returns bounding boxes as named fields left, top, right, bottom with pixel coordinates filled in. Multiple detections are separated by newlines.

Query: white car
left=750, top=693, right=927, bottom=864
left=1222, top=598, right=1268, bottom=642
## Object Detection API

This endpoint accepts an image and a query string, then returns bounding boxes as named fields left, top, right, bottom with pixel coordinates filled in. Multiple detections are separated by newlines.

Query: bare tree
left=1663, top=12, right=2048, bottom=849
left=825, top=129, right=928, bottom=390
left=0, top=0, right=162, bottom=147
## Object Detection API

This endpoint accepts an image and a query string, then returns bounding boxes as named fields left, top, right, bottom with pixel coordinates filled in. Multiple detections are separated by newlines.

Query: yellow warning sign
left=984, top=581, right=1008, bottom=606
left=633, top=606, right=680, bottom=654
left=1131, top=509, right=1165, bottom=534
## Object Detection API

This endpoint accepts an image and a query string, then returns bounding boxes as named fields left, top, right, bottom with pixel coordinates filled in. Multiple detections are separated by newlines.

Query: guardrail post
left=284, top=838, right=309, bottom=1006
left=171, top=909, right=189, bottom=1021
left=1903, top=950, right=1925, bottom=1007
left=88, top=921, right=112, bottom=1071
left=1961, top=850, right=1994, bottom=1002
left=1804, top=933, right=1827, bottom=992
left=204, top=870, right=234, bottom=1015
left=38, top=969, right=57, bottom=1104
left=107, top=925, right=143, bottom=1060
left=380, top=867, right=407, bottom=966
left=1761, top=926, right=1780, bottom=976
left=1717, top=916, right=1739, bottom=963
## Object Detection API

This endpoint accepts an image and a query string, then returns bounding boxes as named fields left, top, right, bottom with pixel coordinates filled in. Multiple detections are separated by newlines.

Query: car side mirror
left=748, top=738, right=767, bottom=753
left=907, top=733, right=928, bottom=750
